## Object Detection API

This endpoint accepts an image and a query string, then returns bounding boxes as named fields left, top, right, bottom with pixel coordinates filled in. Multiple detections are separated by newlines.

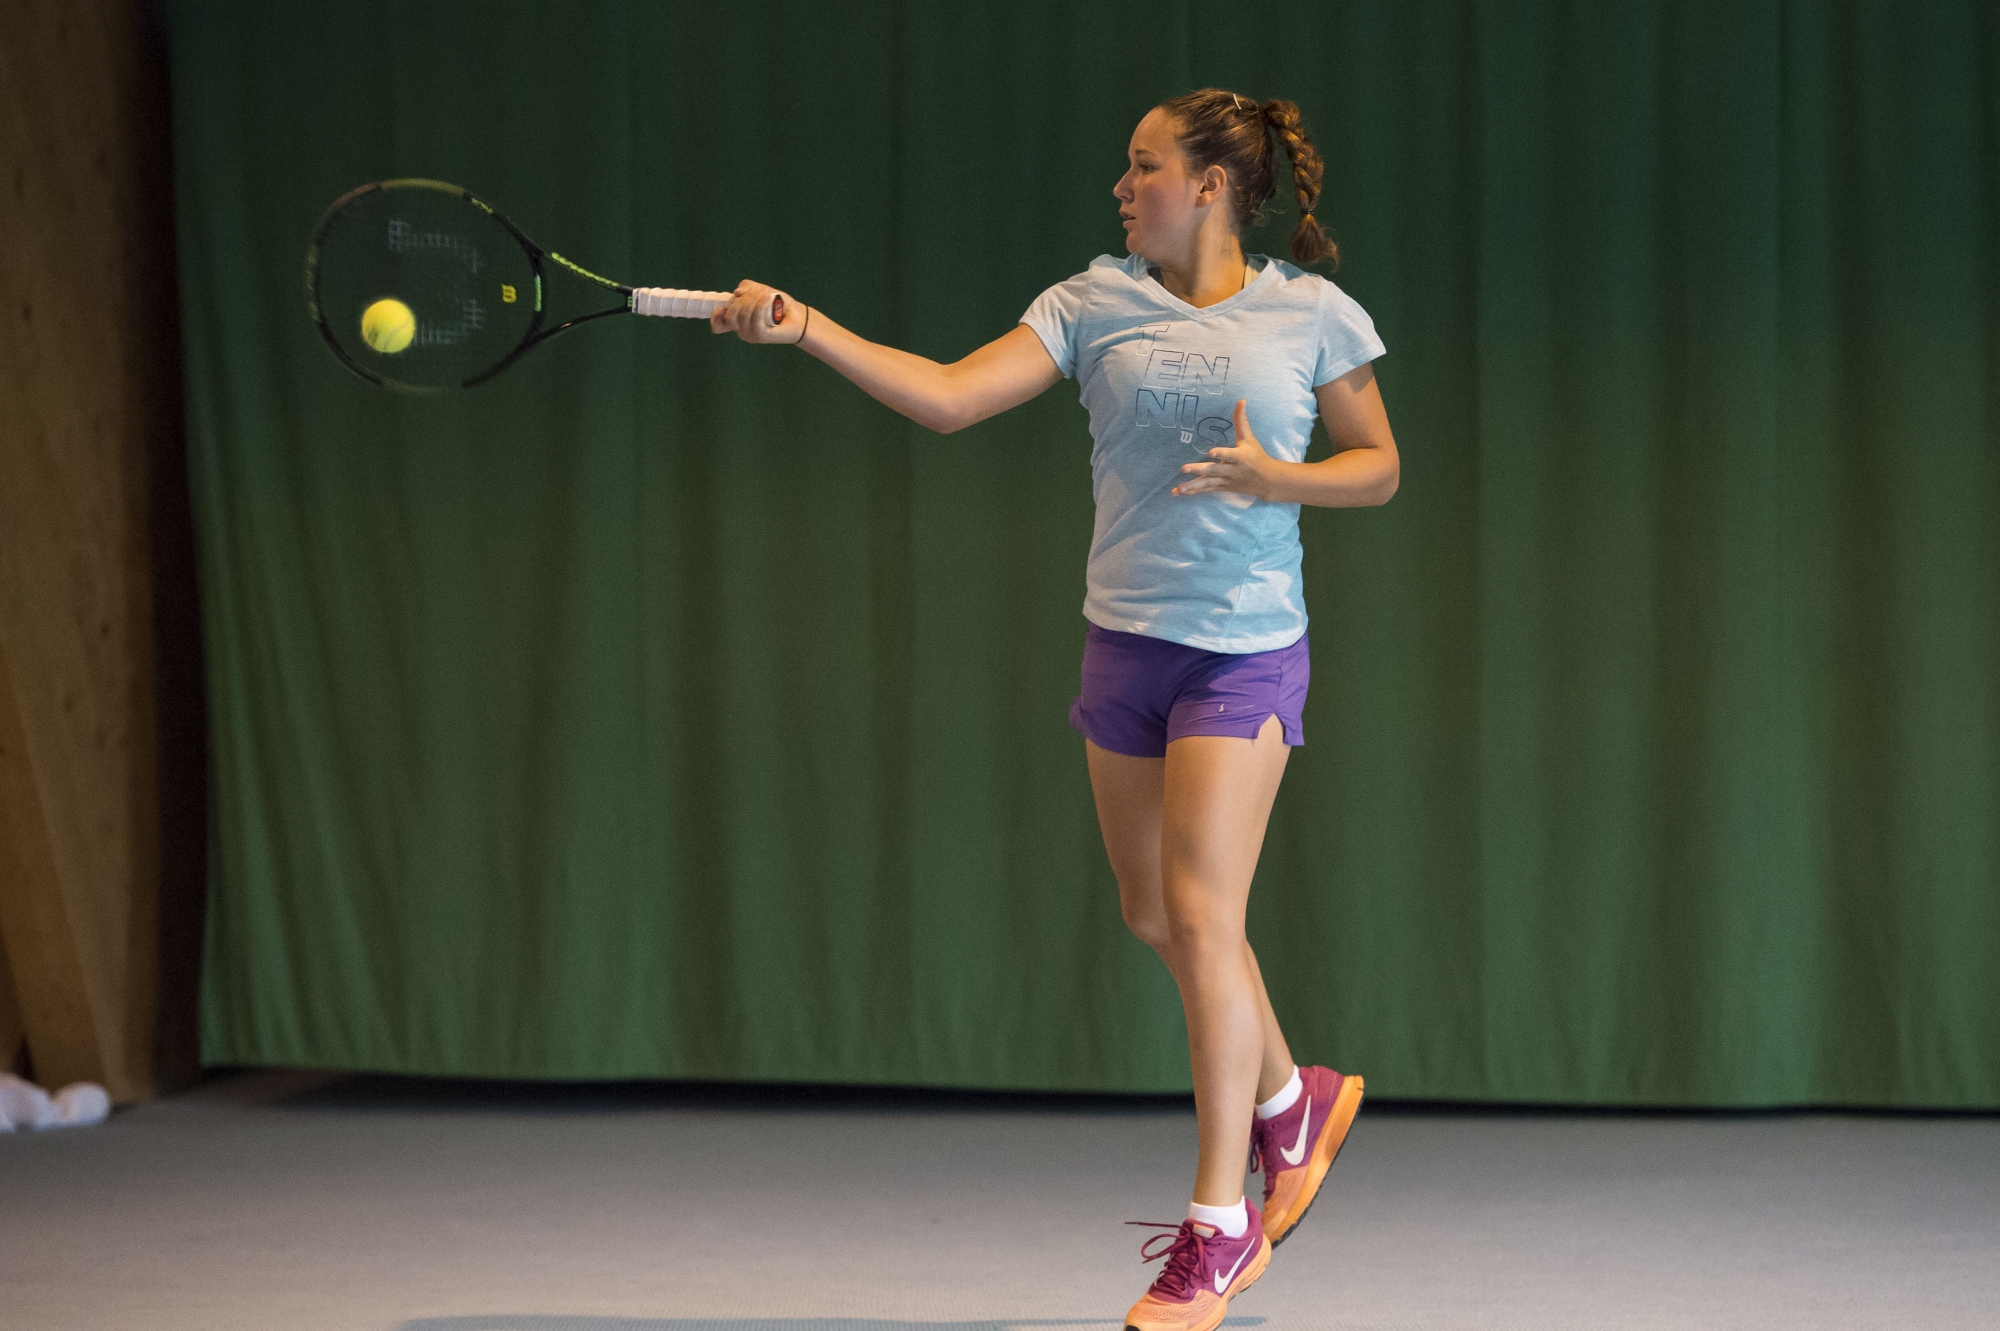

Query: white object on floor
left=0, top=1073, right=110, bottom=1132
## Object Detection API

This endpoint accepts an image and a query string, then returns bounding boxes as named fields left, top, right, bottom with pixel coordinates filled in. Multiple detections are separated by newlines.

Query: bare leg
left=1163, top=714, right=1290, bottom=1205
left=1086, top=715, right=1294, bottom=1207
left=1087, top=743, right=1293, bottom=1104
left=1245, top=944, right=1296, bottom=1104
left=1085, top=740, right=1172, bottom=955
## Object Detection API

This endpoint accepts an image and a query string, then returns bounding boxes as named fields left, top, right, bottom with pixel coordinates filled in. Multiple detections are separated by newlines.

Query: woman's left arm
left=1173, top=361, right=1399, bottom=507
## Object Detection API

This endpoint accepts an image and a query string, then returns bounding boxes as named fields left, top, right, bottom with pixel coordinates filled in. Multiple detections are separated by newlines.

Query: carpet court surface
left=1, top=1070, right=1995, bottom=1330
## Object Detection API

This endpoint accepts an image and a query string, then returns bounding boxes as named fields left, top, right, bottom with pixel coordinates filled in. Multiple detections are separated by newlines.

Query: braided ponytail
left=1261, top=100, right=1336, bottom=268
left=1157, top=88, right=1339, bottom=269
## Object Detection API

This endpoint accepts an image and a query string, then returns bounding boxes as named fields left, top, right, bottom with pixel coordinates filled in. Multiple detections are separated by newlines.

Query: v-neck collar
left=1138, top=255, right=1275, bottom=319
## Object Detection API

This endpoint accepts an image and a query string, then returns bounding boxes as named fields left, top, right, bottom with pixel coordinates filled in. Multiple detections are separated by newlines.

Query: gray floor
left=1, top=1071, right=1995, bottom=1331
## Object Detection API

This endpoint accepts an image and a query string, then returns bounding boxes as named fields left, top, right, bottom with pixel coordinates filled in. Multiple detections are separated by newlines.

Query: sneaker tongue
left=1188, top=1222, right=1219, bottom=1239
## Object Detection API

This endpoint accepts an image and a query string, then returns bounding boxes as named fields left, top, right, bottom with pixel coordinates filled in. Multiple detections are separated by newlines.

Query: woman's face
left=1114, top=109, right=1214, bottom=262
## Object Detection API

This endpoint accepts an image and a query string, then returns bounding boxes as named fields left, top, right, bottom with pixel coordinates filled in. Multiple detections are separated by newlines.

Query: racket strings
left=309, top=182, right=539, bottom=391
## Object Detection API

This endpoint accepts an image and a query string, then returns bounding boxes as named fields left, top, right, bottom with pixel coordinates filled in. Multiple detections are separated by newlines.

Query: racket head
left=305, top=179, right=547, bottom=392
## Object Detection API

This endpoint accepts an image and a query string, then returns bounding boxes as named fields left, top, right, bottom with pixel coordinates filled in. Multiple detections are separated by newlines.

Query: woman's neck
left=1151, top=235, right=1250, bottom=309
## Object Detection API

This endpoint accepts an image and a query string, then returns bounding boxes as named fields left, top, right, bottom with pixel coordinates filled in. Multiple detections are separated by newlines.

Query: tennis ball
left=360, top=298, right=416, bottom=355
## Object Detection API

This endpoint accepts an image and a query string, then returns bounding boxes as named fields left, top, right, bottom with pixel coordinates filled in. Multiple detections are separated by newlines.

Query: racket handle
left=629, top=287, right=735, bottom=318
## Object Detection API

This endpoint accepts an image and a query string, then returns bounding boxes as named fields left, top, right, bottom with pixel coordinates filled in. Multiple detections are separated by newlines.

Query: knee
left=1163, top=893, right=1243, bottom=964
left=1119, top=895, right=1174, bottom=956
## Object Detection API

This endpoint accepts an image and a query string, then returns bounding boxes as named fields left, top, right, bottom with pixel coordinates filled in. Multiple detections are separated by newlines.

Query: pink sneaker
left=1122, top=1205, right=1272, bottom=1331
left=1251, top=1065, right=1364, bottom=1245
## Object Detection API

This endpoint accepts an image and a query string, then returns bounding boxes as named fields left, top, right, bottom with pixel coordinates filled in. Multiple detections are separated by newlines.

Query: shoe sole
left=1267, top=1072, right=1363, bottom=1247
left=1123, top=1233, right=1272, bottom=1331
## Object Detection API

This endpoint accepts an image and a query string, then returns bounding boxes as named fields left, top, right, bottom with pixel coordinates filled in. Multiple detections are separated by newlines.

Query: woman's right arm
left=711, top=281, right=1063, bottom=435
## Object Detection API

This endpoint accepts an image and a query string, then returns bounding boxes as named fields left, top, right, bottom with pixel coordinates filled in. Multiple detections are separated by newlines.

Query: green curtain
left=172, top=0, right=2000, bottom=1105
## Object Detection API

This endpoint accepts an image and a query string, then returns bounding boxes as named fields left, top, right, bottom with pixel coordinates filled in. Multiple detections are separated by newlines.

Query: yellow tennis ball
left=360, top=298, right=416, bottom=354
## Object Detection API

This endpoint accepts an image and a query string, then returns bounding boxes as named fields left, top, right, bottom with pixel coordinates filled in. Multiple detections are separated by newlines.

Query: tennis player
left=714, top=88, right=1396, bottom=1331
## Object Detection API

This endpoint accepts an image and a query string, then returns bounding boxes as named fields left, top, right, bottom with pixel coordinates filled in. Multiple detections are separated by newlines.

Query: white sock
left=1255, top=1066, right=1303, bottom=1120
left=1189, top=1197, right=1249, bottom=1238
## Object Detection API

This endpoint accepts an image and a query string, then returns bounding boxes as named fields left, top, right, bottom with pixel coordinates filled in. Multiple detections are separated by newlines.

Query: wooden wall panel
left=0, top=0, right=196, bottom=1102
left=0, top=635, right=113, bottom=1089
left=0, top=903, right=26, bottom=1076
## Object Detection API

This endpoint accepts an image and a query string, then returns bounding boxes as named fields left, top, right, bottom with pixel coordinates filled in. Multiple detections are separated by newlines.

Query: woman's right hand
left=710, top=280, right=804, bottom=344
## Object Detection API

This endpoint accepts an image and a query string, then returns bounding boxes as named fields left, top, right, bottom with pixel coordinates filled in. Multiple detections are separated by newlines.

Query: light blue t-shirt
left=1021, top=252, right=1385, bottom=653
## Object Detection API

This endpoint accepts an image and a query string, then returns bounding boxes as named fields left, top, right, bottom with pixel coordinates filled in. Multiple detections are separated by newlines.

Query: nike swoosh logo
left=1279, top=1095, right=1313, bottom=1166
left=1213, top=1243, right=1253, bottom=1294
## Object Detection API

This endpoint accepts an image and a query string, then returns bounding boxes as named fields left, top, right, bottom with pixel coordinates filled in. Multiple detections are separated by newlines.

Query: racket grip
left=629, top=287, right=735, bottom=319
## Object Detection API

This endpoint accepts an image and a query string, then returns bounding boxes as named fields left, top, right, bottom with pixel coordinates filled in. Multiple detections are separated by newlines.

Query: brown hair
left=1156, top=88, right=1336, bottom=269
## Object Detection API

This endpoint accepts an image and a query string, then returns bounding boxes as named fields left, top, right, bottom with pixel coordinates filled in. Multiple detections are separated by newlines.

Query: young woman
left=713, top=88, right=1397, bottom=1331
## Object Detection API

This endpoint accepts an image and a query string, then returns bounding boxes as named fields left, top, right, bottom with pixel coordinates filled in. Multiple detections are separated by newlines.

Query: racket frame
left=305, top=177, right=643, bottom=392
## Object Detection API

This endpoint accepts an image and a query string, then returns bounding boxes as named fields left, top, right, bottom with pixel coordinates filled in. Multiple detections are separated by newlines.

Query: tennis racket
left=304, top=178, right=781, bottom=392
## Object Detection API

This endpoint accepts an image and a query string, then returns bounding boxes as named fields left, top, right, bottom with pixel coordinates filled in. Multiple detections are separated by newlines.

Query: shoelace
left=1125, top=1219, right=1208, bottom=1299
left=1247, top=1123, right=1278, bottom=1203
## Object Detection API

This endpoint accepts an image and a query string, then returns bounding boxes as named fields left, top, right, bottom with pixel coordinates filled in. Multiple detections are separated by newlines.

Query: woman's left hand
left=1173, top=400, right=1280, bottom=500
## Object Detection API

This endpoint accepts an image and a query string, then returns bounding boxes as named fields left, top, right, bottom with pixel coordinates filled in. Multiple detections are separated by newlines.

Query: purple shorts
left=1068, top=622, right=1310, bottom=758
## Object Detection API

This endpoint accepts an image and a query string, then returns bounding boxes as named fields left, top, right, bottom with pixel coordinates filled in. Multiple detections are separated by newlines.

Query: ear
left=1196, top=163, right=1229, bottom=207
